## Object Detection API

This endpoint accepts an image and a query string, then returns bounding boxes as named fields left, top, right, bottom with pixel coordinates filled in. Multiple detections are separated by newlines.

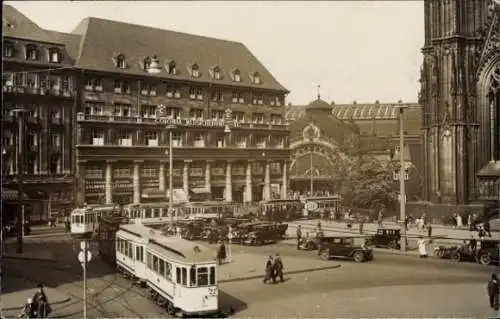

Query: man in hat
left=263, top=256, right=274, bottom=284
left=32, top=284, right=50, bottom=318
left=272, top=253, right=284, bottom=284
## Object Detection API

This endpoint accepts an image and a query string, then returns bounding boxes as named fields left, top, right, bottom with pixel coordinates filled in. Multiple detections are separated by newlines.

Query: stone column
left=263, top=161, right=271, bottom=201
left=244, top=161, right=253, bottom=203
left=183, top=160, right=190, bottom=196
left=105, top=160, right=113, bottom=204
left=281, top=161, right=288, bottom=199
left=133, top=160, right=141, bottom=204
left=224, top=161, right=233, bottom=202
left=159, top=161, right=166, bottom=191
left=205, top=161, right=212, bottom=195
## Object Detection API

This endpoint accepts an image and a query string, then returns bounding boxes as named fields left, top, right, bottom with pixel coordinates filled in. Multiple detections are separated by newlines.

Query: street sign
left=227, top=232, right=233, bottom=240
left=78, top=250, right=92, bottom=264
left=305, top=201, right=318, bottom=212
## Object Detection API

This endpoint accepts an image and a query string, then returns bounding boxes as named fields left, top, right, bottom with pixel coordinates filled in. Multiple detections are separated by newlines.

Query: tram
left=302, top=195, right=343, bottom=219
left=97, top=215, right=129, bottom=266
left=182, top=201, right=238, bottom=220
left=122, top=202, right=183, bottom=225
left=70, top=204, right=120, bottom=237
left=112, top=223, right=225, bottom=317
left=259, top=199, right=302, bottom=221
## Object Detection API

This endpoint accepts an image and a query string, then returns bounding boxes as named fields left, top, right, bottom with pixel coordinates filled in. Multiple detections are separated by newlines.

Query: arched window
left=25, top=44, right=38, bottom=61
left=233, top=69, right=241, bottom=82
left=48, top=47, right=61, bottom=63
left=191, top=63, right=200, bottom=78
left=116, top=54, right=127, bottom=69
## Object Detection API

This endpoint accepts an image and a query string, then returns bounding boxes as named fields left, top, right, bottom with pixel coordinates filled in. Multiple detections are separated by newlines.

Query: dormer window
left=4, top=41, right=14, bottom=57
left=143, top=56, right=151, bottom=71
left=191, top=63, right=200, bottom=78
left=166, top=60, right=177, bottom=75
left=211, top=66, right=222, bottom=80
left=232, top=69, right=241, bottom=82
left=25, top=45, right=38, bottom=61
left=116, top=54, right=127, bottom=69
left=252, top=72, right=261, bottom=84
left=48, top=47, right=61, bottom=63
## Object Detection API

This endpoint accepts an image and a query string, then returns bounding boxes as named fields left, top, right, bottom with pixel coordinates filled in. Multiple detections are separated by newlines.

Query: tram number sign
left=208, top=287, right=218, bottom=296
left=305, top=201, right=319, bottom=212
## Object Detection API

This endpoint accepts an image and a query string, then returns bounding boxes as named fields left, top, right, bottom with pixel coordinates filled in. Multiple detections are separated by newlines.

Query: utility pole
left=13, top=108, right=28, bottom=254
left=394, top=103, right=408, bottom=252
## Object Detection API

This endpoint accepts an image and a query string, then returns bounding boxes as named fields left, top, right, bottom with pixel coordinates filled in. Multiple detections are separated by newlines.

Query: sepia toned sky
left=5, top=1, right=424, bottom=106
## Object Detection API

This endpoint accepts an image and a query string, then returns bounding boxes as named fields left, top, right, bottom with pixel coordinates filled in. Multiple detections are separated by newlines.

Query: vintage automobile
left=318, top=236, right=374, bottom=263
left=298, top=231, right=326, bottom=250
left=366, top=228, right=402, bottom=249
left=476, top=239, right=500, bottom=265
left=177, top=220, right=206, bottom=240
left=241, top=224, right=280, bottom=246
left=436, top=239, right=500, bottom=265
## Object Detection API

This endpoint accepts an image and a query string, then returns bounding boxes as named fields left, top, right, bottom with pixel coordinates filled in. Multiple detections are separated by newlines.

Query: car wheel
left=320, top=249, right=330, bottom=260
left=479, top=253, right=492, bottom=265
left=451, top=251, right=461, bottom=262
left=353, top=251, right=365, bottom=263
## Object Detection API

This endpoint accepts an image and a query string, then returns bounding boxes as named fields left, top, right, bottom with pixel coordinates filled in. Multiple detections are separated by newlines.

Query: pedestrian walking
left=359, top=219, right=364, bottom=234
left=32, top=284, right=51, bottom=318
left=296, top=225, right=302, bottom=250
left=263, top=256, right=274, bottom=284
left=417, top=236, right=428, bottom=259
left=217, top=242, right=226, bottom=265
left=484, top=220, right=492, bottom=238
left=377, top=210, right=383, bottom=228
left=427, top=224, right=433, bottom=238
left=272, top=253, right=284, bottom=284
left=64, top=216, right=70, bottom=233
left=487, top=273, right=499, bottom=315
left=18, top=298, right=35, bottom=318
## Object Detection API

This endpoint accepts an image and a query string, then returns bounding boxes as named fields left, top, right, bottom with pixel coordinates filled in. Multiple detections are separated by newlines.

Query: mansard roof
left=69, top=17, right=288, bottom=92
left=3, top=5, right=288, bottom=93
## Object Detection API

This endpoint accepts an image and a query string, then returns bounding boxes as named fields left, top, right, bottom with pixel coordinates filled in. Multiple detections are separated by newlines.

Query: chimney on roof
left=375, top=100, right=379, bottom=104
left=353, top=100, right=357, bottom=105
left=148, top=55, right=161, bottom=74
left=331, top=101, right=335, bottom=105
left=398, top=99, right=403, bottom=104
left=288, top=102, right=292, bottom=106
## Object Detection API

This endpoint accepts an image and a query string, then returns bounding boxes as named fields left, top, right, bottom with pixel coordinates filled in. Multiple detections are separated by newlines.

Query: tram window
left=140, top=246, right=144, bottom=262
left=166, top=262, right=172, bottom=280
left=209, top=266, right=215, bottom=285
left=135, top=246, right=140, bottom=261
left=190, top=266, right=196, bottom=287
left=153, top=255, right=159, bottom=272
left=145, top=208, right=151, bottom=219
left=182, top=267, right=187, bottom=286
left=159, top=259, right=165, bottom=277
left=176, top=267, right=181, bottom=284
left=146, top=253, right=152, bottom=268
left=197, top=267, right=209, bottom=287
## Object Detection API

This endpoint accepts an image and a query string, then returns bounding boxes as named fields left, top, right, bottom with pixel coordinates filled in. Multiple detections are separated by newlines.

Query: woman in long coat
left=417, top=236, right=428, bottom=258
left=217, top=242, right=226, bottom=265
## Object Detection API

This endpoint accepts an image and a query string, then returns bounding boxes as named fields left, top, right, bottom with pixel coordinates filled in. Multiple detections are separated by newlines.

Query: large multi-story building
left=2, top=5, right=291, bottom=221
left=420, top=0, right=499, bottom=211
left=2, top=5, right=79, bottom=221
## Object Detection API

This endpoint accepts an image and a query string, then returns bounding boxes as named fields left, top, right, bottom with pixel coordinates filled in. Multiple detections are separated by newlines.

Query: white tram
left=123, top=202, right=183, bottom=225
left=115, top=223, right=220, bottom=317
left=70, top=204, right=120, bottom=236
left=115, top=223, right=153, bottom=284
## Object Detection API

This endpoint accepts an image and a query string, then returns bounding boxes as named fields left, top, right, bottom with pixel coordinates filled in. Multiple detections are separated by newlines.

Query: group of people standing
left=263, top=253, right=284, bottom=284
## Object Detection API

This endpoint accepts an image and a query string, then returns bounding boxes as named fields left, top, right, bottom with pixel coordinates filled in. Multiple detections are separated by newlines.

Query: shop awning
left=1, top=189, right=29, bottom=201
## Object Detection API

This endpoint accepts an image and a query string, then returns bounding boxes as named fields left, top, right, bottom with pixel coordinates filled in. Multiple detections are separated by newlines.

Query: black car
left=366, top=228, right=402, bottom=249
left=318, top=236, right=373, bottom=263
left=477, top=239, right=500, bottom=266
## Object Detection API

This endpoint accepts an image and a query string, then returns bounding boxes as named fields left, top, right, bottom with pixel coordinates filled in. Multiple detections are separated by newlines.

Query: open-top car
left=318, top=236, right=373, bottom=263
left=366, top=228, right=401, bottom=249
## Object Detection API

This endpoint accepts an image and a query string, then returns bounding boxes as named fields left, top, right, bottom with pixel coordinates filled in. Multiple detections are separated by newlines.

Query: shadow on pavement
left=219, top=289, right=248, bottom=316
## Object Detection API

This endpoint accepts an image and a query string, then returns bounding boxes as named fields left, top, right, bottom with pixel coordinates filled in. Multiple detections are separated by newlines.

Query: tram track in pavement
left=5, top=260, right=152, bottom=318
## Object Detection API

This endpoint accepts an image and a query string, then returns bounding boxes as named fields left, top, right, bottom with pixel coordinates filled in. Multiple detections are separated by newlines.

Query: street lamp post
left=393, top=103, right=408, bottom=252
left=12, top=108, right=29, bottom=254
left=166, top=124, right=177, bottom=227
left=309, top=138, right=314, bottom=196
